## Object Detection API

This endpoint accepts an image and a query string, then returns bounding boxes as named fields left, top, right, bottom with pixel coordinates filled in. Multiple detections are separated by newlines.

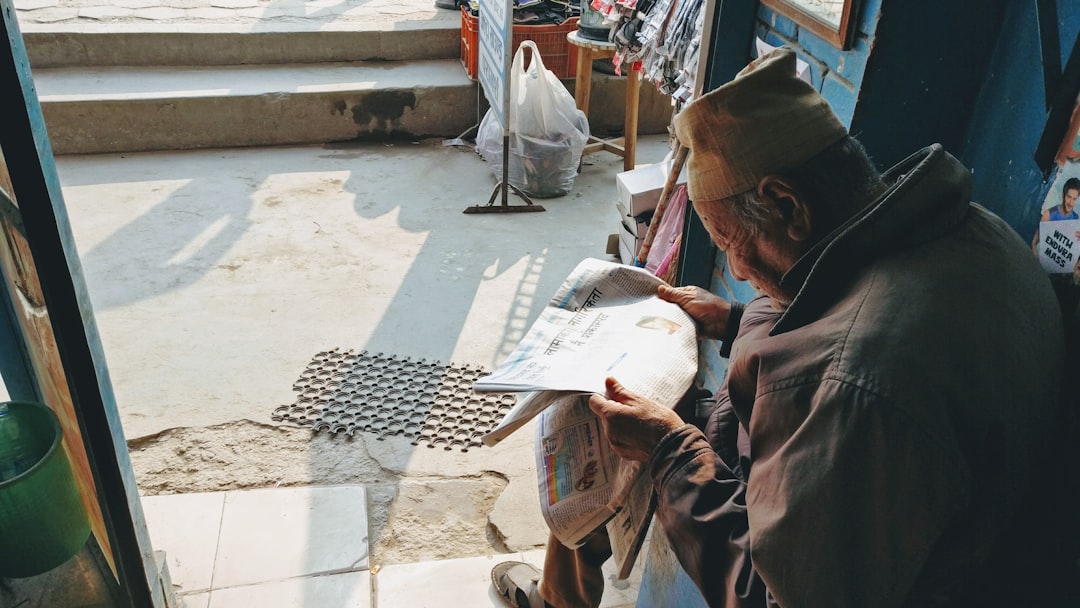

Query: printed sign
left=479, top=0, right=511, bottom=129
left=1038, top=220, right=1080, bottom=274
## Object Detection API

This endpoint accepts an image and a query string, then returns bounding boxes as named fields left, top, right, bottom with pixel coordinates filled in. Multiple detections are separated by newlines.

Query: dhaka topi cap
left=673, top=46, right=848, bottom=201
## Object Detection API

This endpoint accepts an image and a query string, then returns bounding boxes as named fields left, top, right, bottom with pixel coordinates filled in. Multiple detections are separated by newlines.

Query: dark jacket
left=648, top=145, right=1067, bottom=607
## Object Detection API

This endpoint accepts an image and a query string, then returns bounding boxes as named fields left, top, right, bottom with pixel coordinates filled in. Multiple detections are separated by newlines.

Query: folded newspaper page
left=474, top=257, right=699, bottom=578
left=476, top=258, right=699, bottom=444
left=534, top=392, right=659, bottom=579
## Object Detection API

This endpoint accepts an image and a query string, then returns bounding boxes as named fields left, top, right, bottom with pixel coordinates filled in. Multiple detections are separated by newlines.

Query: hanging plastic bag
left=476, top=41, right=590, bottom=198
left=645, top=184, right=688, bottom=281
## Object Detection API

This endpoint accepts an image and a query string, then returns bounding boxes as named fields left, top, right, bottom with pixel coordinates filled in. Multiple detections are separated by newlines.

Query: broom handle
left=634, top=143, right=689, bottom=269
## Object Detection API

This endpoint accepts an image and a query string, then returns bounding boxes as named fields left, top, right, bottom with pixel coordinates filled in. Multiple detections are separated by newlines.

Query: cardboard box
left=619, top=218, right=645, bottom=265
left=605, top=233, right=621, bottom=256
left=616, top=202, right=650, bottom=238
left=618, top=235, right=636, bottom=266
left=615, top=158, right=689, bottom=218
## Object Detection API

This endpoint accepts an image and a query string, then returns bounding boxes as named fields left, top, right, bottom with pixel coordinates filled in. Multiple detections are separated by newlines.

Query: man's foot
left=491, top=561, right=546, bottom=608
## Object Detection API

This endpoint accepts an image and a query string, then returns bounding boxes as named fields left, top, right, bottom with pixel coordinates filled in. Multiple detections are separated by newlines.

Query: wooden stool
left=566, top=29, right=641, bottom=171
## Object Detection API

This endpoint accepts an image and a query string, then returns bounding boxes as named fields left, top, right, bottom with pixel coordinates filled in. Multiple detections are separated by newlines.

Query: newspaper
left=475, top=258, right=699, bottom=579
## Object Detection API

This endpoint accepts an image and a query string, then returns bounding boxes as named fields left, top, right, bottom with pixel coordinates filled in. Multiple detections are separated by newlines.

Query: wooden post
left=624, top=66, right=640, bottom=171
left=574, top=45, right=593, bottom=114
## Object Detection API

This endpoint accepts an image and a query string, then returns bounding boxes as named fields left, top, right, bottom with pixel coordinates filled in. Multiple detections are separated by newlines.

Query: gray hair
left=718, top=135, right=886, bottom=235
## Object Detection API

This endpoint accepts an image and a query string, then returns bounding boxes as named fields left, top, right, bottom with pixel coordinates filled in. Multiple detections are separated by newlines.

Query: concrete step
left=21, top=23, right=461, bottom=68
left=14, top=0, right=671, bottom=154
left=33, top=58, right=482, bottom=154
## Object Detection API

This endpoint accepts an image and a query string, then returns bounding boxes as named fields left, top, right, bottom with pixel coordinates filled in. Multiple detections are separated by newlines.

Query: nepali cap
left=673, top=46, right=848, bottom=201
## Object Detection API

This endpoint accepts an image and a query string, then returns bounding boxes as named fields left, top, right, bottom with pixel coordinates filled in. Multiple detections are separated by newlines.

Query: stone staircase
left=19, top=15, right=476, bottom=154
left=16, top=1, right=671, bottom=157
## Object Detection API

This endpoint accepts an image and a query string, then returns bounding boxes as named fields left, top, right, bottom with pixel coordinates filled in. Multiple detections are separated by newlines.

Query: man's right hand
left=657, top=284, right=732, bottom=340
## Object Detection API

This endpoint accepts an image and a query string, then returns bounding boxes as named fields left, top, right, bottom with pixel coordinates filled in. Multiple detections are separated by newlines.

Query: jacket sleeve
left=644, top=294, right=781, bottom=607
left=648, top=398, right=772, bottom=608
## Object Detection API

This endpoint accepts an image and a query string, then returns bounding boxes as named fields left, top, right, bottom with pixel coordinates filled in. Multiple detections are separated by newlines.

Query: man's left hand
left=588, top=377, right=685, bottom=462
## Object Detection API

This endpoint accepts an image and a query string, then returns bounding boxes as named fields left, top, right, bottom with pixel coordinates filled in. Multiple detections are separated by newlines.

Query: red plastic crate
left=460, top=7, right=579, bottom=81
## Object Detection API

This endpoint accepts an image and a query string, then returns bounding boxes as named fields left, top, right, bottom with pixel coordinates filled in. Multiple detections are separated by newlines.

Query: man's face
left=693, top=198, right=799, bottom=307
left=1064, top=187, right=1079, bottom=214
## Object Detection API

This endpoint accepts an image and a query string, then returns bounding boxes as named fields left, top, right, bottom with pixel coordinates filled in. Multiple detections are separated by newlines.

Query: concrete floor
left=54, top=135, right=674, bottom=575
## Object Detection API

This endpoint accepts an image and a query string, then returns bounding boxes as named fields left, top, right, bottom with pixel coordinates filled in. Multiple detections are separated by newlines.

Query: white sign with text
left=479, top=0, right=511, bottom=129
left=1038, top=219, right=1080, bottom=273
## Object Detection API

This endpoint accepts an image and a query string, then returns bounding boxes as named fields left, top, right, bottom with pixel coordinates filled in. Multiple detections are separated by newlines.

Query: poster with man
left=1036, top=133, right=1080, bottom=276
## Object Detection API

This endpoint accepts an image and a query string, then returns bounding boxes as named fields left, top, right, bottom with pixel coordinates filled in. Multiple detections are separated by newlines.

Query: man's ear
left=757, top=175, right=813, bottom=241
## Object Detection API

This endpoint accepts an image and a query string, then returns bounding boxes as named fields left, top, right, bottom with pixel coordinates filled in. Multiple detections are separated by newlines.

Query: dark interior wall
left=850, top=0, right=1008, bottom=170
left=962, top=1, right=1080, bottom=240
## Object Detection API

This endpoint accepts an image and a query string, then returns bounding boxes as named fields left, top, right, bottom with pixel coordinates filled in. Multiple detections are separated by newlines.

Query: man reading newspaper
left=490, top=46, right=1071, bottom=608
left=475, top=257, right=702, bottom=580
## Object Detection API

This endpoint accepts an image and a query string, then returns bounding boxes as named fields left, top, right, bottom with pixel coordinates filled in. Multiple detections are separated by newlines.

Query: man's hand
left=588, top=377, right=685, bottom=462
left=658, top=284, right=732, bottom=340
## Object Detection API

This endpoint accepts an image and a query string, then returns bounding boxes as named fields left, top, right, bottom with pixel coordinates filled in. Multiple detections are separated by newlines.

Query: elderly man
left=492, top=47, right=1068, bottom=607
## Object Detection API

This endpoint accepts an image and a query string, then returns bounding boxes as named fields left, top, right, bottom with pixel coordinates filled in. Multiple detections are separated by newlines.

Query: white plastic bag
left=476, top=41, right=590, bottom=198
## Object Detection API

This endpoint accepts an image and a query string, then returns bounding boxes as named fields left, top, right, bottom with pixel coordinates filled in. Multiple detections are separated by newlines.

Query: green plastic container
left=0, top=401, right=91, bottom=578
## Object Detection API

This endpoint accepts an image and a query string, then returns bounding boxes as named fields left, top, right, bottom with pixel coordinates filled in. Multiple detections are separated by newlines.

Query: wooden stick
left=634, top=143, right=689, bottom=268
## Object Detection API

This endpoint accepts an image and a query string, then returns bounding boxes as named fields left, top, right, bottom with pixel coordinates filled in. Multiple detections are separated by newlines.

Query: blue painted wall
left=963, top=1, right=1080, bottom=242
left=851, top=0, right=1008, bottom=169
left=755, top=0, right=884, bottom=125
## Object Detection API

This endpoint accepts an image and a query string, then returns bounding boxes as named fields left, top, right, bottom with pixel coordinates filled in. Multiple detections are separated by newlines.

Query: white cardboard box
left=618, top=233, right=637, bottom=266
left=619, top=218, right=644, bottom=265
left=616, top=202, right=650, bottom=238
left=615, top=158, right=689, bottom=218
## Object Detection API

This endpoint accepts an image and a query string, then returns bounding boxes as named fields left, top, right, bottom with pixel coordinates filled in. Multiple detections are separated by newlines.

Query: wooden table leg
left=574, top=49, right=593, bottom=114
left=623, top=66, right=640, bottom=171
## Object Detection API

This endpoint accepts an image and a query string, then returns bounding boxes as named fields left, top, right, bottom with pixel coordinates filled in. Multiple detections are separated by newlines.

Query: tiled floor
left=141, top=486, right=640, bottom=608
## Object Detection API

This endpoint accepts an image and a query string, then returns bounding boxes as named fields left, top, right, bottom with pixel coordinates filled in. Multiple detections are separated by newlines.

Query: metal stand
left=464, top=134, right=545, bottom=214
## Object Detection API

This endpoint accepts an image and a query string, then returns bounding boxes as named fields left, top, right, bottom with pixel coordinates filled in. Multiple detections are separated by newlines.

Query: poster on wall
left=1031, top=91, right=1080, bottom=317
left=1033, top=91, right=1080, bottom=276
left=1037, top=218, right=1080, bottom=275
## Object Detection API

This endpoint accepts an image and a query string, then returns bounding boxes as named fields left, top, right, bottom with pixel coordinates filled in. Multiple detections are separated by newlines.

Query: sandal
left=491, top=561, right=546, bottom=608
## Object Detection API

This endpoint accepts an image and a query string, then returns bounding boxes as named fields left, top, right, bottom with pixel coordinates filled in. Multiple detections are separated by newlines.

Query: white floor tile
left=212, top=485, right=369, bottom=588
left=141, top=492, right=226, bottom=594
left=375, top=554, right=506, bottom=608
left=179, top=592, right=211, bottom=608
left=208, top=571, right=371, bottom=608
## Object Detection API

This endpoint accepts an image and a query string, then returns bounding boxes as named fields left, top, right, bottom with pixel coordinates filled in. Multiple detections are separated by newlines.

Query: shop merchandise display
left=588, top=0, right=705, bottom=103
left=464, top=0, right=581, bottom=25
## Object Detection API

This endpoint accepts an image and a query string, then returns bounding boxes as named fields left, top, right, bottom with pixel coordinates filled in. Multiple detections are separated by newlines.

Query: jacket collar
left=771, top=144, right=973, bottom=335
